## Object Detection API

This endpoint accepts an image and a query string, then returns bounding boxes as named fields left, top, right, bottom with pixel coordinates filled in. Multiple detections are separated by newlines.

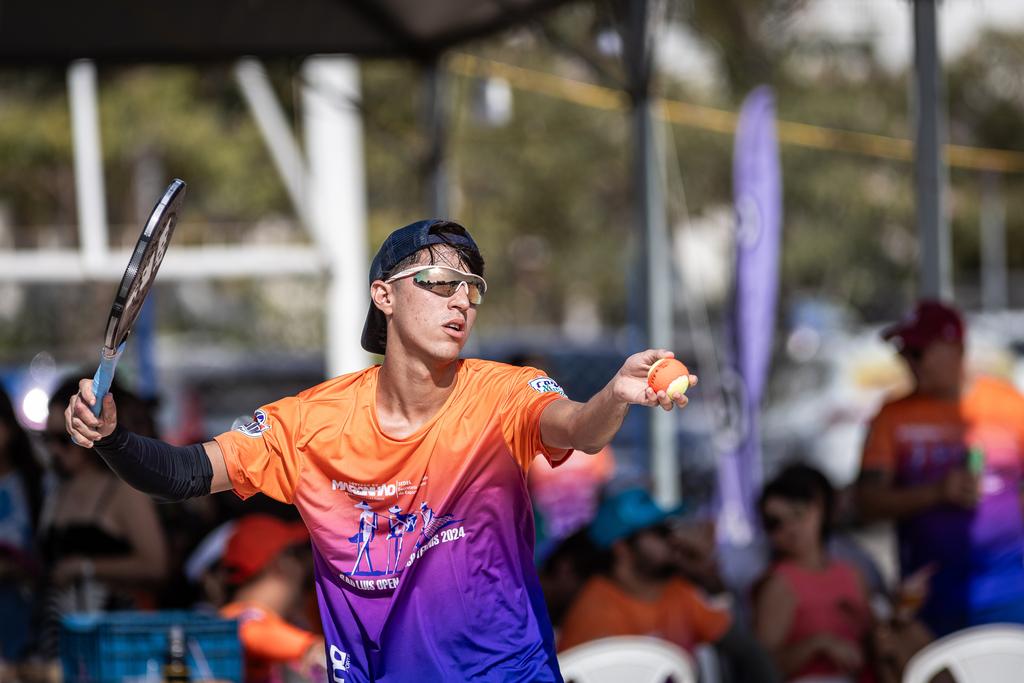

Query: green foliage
left=1, top=3, right=1022, bottom=362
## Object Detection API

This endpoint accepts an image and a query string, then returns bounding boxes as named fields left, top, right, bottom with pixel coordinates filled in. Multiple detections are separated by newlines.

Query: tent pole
left=912, top=0, right=951, bottom=300
left=422, top=58, right=449, bottom=218
left=68, top=60, right=109, bottom=274
left=625, top=0, right=678, bottom=508
left=302, top=56, right=371, bottom=377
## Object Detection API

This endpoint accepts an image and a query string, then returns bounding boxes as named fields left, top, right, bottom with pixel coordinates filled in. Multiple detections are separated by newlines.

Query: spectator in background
left=669, top=516, right=725, bottom=596
left=560, top=487, right=778, bottom=683
left=754, top=464, right=872, bottom=683
left=220, top=514, right=324, bottom=683
left=0, top=385, right=45, bottom=664
left=857, top=300, right=1024, bottom=636
left=184, top=519, right=237, bottom=611
left=535, top=529, right=603, bottom=634
left=37, top=378, right=169, bottom=657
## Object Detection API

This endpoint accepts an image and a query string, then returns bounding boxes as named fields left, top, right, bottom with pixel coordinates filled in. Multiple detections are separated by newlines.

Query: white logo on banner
left=735, top=194, right=763, bottom=250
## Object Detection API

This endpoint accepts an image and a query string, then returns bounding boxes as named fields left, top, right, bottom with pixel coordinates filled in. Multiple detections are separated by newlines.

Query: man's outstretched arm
left=65, top=378, right=234, bottom=498
left=539, top=349, right=697, bottom=456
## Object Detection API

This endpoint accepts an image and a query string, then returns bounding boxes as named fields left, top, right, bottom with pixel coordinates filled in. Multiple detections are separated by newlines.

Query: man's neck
left=915, top=384, right=963, bottom=401
left=376, top=353, right=460, bottom=439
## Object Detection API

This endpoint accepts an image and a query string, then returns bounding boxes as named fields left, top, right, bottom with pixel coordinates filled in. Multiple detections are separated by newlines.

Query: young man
left=857, top=300, right=1024, bottom=636
left=64, top=219, right=696, bottom=682
left=559, top=488, right=778, bottom=682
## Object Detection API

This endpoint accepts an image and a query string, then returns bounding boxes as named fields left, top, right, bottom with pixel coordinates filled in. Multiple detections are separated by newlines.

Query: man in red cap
left=857, top=300, right=1024, bottom=636
left=219, top=514, right=324, bottom=683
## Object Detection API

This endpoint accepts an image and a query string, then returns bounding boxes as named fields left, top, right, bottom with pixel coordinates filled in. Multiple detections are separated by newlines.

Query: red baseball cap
left=881, top=300, right=964, bottom=353
left=222, top=514, right=309, bottom=585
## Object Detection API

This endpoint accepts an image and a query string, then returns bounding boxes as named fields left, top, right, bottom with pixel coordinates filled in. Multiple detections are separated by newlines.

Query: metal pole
left=912, top=0, right=951, bottom=300
left=68, top=60, right=109, bottom=273
left=980, top=172, right=1007, bottom=310
left=302, top=56, right=371, bottom=377
left=422, top=59, right=449, bottom=218
left=626, top=0, right=678, bottom=508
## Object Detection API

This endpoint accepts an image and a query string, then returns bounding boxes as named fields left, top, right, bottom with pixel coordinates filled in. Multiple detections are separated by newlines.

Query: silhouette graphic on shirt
left=347, top=500, right=380, bottom=576
left=386, top=504, right=417, bottom=574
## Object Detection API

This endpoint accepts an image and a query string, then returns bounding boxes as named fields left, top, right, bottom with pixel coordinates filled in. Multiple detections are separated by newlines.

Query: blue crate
left=60, top=611, right=242, bottom=683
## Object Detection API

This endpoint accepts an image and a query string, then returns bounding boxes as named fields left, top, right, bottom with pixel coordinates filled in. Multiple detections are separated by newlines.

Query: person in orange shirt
left=220, top=514, right=324, bottom=683
left=64, top=219, right=698, bottom=682
left=560, top=488, right=779, bottom=682
left=857, top=300, right=1024, bottom=636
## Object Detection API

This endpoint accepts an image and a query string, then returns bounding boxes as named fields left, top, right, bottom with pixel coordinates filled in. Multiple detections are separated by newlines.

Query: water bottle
left=163, top=625, right=191, bottom=683
left=967, top=445, right=985, bottom=476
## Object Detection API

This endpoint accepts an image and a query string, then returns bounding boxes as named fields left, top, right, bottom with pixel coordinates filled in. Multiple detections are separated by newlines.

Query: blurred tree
left=947, top=29, right=1024, bottom=303
left=0, top=3, right=1021, bottom=364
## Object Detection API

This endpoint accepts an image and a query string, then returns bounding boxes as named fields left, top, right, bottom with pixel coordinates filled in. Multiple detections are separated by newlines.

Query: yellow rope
left=449, top=53, right=1024, bottom=174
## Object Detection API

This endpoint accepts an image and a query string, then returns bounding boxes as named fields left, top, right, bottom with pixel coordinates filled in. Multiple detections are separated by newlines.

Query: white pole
left=302, top=56, right=370, bottom=377
left=0, top=245, right=324, bottom=282
left=644, top=102, right=678, bottom=509
left=235, top=59, right=312, bottom=228
left=68, top=60, right=109, bottom=273
left=980, top=172, right=1007, bottom=311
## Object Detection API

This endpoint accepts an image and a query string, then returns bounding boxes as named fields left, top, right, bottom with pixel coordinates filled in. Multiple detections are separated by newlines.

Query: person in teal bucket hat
left=588, top=487, right=684, bottom=550
left=560, top=487, right=780, bottom=683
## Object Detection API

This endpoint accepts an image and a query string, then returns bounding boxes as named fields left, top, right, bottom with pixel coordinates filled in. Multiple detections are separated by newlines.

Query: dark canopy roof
left=0, top=0, right=574, bottom=64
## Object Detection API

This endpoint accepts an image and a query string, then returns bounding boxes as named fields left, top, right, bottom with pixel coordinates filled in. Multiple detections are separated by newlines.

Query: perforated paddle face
left=102, top=180, right=185, bottom=352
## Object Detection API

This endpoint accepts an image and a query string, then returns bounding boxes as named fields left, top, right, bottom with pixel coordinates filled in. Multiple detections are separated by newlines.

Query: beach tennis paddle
left=90, top=178, right=186, bottom=416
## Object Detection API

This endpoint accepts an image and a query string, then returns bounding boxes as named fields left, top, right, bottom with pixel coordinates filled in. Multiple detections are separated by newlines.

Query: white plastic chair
left=902, top=623, right=1024, bottom=683
left=558, top=636, right=697, bottom=683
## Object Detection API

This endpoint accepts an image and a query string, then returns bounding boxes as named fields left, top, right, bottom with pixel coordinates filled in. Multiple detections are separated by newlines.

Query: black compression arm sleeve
left=92, top=425, right=214, bottom=501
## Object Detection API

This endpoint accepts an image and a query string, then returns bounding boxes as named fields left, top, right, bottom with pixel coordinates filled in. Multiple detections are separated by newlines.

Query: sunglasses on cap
left=385, top=265, right=487, bottom=305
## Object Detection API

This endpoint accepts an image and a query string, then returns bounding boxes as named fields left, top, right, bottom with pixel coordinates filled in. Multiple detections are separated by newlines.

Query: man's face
left=911, top=339, right=964, bottom=396
left=378, top=247, right=479, bottom=363
left=622, top=525, right=677, bottom=581
left=762, top=496, right=822, bottom=560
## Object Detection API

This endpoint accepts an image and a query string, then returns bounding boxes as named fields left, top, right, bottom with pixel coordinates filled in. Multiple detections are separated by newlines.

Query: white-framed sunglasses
left=384, top=265, right=488, bottom=305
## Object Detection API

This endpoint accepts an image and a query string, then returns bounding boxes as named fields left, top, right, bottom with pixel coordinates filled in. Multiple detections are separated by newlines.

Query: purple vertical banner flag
left=716, top=86, right=782, bottom=581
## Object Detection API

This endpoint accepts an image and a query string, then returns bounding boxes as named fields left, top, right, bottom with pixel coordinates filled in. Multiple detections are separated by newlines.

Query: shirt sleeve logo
left=528, top=376, right=566, bottom=397
left=235, top=409, right=270, bottom=438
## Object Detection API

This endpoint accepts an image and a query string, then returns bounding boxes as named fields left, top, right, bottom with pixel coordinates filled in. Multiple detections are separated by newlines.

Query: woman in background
left=0, top=385, right=45, bottom=665
left=754, top=464, right=873, bottom=683
left=37, top=377, right=169, bottom=658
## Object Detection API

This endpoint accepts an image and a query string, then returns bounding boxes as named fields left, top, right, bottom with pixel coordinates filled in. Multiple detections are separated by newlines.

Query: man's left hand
left=612, top=349, right=698, bottom=411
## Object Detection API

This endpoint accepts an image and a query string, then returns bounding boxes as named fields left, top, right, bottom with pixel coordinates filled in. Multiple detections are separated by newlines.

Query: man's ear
left=370, top=281, right=394, bottom=314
